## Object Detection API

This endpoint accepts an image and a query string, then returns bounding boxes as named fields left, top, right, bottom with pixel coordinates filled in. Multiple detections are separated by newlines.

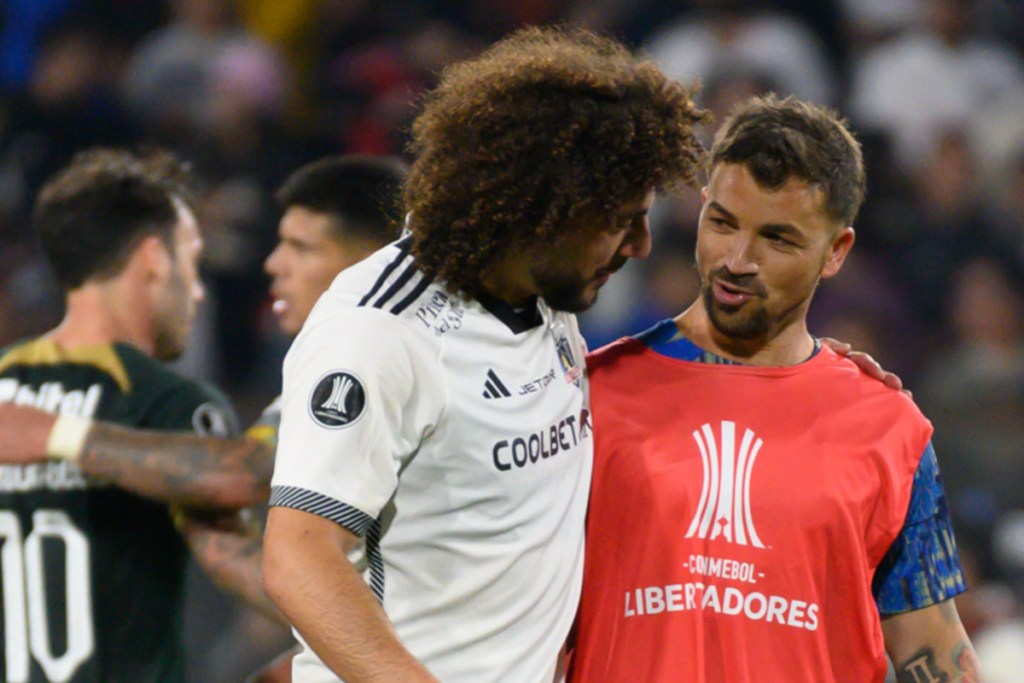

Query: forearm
left=79, top=424, right=273, bottom=509
left=884, top=600, right=981, bottom=683
left=181, top=509, right=287, bottom=624
left=263, top=508, right=439, bottom=683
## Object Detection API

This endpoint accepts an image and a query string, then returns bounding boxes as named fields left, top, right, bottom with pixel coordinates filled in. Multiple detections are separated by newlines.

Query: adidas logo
left=482, top=369, right=512, bottom=399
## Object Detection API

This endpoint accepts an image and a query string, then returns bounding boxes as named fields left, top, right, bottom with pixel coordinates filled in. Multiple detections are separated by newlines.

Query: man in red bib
left=571, top=96, right=979, bottom=683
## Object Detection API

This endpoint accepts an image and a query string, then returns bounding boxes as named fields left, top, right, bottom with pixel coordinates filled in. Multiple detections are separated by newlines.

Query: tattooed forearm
left=953, top=642, right=981, bottom=683
left=181, top=509, right=288, bottom=624
left=897, top=648, right=949, bottom=683
left=79, top=424, right=273, bottom=509
left=896, top=644, right=982, bottom=683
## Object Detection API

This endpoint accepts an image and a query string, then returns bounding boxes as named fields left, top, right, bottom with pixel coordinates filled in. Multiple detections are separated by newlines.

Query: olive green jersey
left=0, top=338, right=238, bottom=683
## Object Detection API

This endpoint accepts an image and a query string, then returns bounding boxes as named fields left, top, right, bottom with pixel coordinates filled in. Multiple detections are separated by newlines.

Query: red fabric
left=570, top=340, right=931, bottom=683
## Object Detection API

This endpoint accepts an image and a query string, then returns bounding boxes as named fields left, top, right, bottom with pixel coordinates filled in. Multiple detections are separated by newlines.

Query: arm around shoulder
left=262, top=506, right=440, bottom=683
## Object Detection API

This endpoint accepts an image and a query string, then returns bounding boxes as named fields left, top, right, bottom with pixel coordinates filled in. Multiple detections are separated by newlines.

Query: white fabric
left=272, top=241, right=593, bottom=683
left=850, top=30, right=1024, bottom=167
left=645, top=12, right=837, bottom=105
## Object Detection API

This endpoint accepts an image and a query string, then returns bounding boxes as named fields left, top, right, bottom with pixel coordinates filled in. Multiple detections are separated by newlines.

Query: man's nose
left=723, top=233, right=760, bottom=276
left=620, top=217, right=652, bottom=260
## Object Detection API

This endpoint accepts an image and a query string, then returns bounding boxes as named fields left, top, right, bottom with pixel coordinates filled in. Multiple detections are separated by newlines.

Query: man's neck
left=674, top=301, right=816, bottom=367
left=47, top=284, right=155, bottom=357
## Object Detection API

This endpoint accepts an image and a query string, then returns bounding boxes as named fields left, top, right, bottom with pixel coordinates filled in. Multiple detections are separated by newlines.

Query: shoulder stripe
left=269, top=485, right=373, bottom=536
left=358, top=241, right=412, bottom=307
left=389, top=273, right=436, bottom=315
left=370, top=262, right=418, bottom=309
left=0, top=339, right=131, bottom=392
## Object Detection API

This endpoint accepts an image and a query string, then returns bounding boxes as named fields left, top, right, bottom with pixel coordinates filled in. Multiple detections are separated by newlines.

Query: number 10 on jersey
left=1, top=510, right=93, bottom=683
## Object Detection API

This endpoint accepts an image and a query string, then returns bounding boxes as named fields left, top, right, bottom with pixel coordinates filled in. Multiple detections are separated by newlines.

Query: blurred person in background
left=917, top=256, right=1024, bottom=511
left=875, top=128, right=1005, bottom=343
left=122, top=0, right=305, bottom=392
left=849, top=0, right=1024, bottom=170
left=0, top=148, right=243, bottom=683
left=644, top=0, right=838, bottom=106
left=0, top=154, right=408, bottom=683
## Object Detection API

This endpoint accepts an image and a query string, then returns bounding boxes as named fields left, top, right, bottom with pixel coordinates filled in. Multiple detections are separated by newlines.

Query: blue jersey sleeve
left=872, top=442, right=967, bottom=615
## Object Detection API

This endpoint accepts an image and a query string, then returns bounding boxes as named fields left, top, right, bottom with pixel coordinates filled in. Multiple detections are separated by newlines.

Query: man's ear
left=700, top=186, right=708, bottom=203
left=821, top=227, right=855, bottom=279
left=135, top=234, right=173, bottom=282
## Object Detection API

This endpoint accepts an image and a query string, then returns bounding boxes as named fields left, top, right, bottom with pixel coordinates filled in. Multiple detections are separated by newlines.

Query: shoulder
left=813, top=347, right=932, bottom=444
left=115, top=344, right=238, bottom=435
left=586, top=337, right=650, bottom=380
left=318, top=237, right=432, bottom=315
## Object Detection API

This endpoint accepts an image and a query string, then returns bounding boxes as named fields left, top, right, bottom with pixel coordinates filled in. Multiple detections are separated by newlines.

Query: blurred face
left=530, top=191, right=655, bottom=312
left=265, top=207, right=367, bottom=335
left=153, top=200, right=204, bottom=360
left=696, top=164, right=853, bottom=342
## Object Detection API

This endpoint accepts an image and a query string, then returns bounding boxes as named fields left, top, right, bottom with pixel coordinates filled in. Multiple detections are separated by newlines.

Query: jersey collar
left=475, top=291, right=544, bottom=334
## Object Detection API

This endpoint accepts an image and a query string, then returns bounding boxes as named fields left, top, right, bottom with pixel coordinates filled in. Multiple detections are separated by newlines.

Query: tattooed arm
left=177, top=508, right=288, bottom=624
left=0, top=404, right=272, bottom=509
left=883, top=599, right=981, bottom=683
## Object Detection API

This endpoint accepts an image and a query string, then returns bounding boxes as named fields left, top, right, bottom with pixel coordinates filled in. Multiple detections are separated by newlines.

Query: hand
left=820, top=338, right=909, bottom=395
left=0, top=404, right=59, bottom=464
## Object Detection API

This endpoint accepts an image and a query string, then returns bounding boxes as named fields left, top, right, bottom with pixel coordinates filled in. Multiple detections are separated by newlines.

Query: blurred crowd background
left=3, top=0, right=1024, bottom=679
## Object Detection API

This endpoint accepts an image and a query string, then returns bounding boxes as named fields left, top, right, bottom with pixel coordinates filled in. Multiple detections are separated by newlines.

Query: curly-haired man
left=262, top=26, right=707, bottom=683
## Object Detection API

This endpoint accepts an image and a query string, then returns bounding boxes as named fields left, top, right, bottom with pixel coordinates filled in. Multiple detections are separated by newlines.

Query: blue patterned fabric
left=634, top=320, right=744, bottom=364
left=873, top=443, right=967, bottom=614
left=635, top=320, right=966, bottom=615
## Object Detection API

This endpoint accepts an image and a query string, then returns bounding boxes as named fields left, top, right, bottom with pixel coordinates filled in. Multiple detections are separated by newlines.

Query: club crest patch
left=309, top=371, right=366, bottom=428
left=557, top=331, right=581, bottom=389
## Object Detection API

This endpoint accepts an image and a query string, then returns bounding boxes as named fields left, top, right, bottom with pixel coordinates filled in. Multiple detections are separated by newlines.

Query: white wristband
left=46, top=415, right=93, bottom=462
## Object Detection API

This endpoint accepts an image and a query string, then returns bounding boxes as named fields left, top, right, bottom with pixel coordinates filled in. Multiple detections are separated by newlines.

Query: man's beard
left=701, top=267, right=770, bottom=340
left=532, top=255, right=626, bottom=313
left=153, top=268, right=191, bottom=361
left=702, top=284, right=770, bottom=339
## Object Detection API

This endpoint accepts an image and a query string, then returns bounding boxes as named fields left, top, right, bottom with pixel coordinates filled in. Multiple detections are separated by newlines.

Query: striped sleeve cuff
left=269, top=485, right=374, bottom=537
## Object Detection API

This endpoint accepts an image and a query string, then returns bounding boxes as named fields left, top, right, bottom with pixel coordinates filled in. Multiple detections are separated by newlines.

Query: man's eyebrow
left=761, top=222, right=802, bottom=237
left=708, top=201, right=738, bottom=223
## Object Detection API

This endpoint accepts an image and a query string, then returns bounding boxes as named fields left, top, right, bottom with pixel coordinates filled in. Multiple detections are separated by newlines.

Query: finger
left=882, top=372, right=904, bottom=392
left=820, top=337, right=852, bottom=355
left=848, top=351, right=885, bottom=380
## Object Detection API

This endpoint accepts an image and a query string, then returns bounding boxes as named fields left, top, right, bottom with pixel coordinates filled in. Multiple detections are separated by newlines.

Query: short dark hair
left=275, top=155, right=408, bottom=246
left=404, top=25, right=708, bottom=298
left=710, top=94, right=866, bottom=226
left=34, top=148, right=195, bottom=292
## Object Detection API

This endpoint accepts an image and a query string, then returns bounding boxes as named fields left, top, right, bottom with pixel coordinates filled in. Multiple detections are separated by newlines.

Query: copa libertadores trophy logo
left=309, top=371, right=367, bottom=428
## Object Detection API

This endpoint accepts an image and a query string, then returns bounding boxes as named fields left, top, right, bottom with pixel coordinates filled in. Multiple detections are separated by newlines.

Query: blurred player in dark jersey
left=0, top=149, right=241, bottom=683
left=0, top=155, right=408, bottom=683
left=571, top=96, right=978, bottom=683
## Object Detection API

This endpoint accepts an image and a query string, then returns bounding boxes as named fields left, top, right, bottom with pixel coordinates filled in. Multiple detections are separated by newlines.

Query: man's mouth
left=712, top=279, right=757, bottom=307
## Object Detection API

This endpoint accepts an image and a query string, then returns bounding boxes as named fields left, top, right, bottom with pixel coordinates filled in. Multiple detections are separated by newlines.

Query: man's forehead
left=280, top=206, right=341, bottom=241
left=707, top=164, right=829, bottom=223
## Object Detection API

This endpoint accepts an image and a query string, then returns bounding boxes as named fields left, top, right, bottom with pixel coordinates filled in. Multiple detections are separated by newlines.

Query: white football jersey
left=270, top=238, right=592, bottom=683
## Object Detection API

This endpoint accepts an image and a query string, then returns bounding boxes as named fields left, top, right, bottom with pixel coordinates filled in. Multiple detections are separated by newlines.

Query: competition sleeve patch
left=873, top=443, right=967, bottom=615
left=269, top=485, right=374, bottom=536
left=308, top=371, right=367, bottom=428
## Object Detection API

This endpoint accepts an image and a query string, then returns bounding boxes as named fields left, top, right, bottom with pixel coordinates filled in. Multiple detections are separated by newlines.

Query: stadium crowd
left=3, top=0, right=1024, bottom=680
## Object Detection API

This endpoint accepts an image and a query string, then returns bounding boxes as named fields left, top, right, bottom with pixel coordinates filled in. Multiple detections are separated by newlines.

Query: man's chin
left=544, top=287, right=599, bottom=313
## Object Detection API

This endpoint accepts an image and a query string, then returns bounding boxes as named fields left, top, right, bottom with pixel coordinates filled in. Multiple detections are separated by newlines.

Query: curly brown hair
left=404, top=25, right=708, bottom=298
